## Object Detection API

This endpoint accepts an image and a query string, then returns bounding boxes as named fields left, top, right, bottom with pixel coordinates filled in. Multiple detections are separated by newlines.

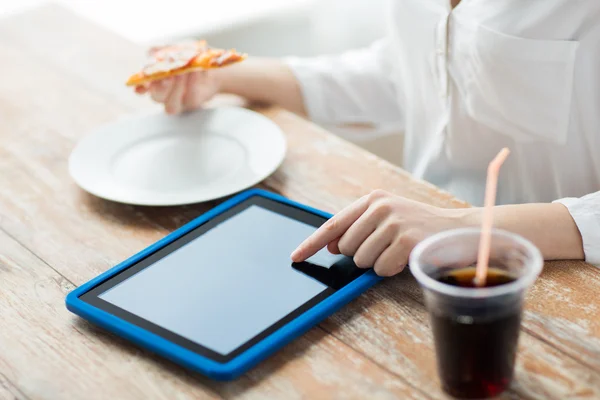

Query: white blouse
left=284, top=0, right=600, bottom=266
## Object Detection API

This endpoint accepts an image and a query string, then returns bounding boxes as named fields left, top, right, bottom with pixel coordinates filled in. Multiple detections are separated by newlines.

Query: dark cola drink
left=430, top=267, right=520, bottom=399
left=409, top=229, right=543, bottom=399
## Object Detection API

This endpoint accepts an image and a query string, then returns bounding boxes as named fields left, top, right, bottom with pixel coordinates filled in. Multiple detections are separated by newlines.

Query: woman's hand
left=291, top=190, right=473, bottom=277
left=133, top=56, right=307, bottom=116
left=135, top=71, right=221, bottom=115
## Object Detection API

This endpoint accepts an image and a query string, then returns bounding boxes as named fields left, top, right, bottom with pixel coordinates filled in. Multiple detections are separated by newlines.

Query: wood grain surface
left=0, top=4, right=598, bottom=400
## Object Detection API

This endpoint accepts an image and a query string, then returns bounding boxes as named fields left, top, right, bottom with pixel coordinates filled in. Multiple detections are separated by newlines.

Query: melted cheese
left=142, top=41, right=209, bottom=75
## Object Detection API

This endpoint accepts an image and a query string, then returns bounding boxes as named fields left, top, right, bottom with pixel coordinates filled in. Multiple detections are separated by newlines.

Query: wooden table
left=1, top=5, right=599, bottom=400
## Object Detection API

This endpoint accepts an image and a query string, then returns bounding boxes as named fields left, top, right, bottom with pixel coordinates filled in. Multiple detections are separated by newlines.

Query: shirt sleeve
left=282, top=38, right=403, bottom=130
left=553, top=191, right=600, bottom=266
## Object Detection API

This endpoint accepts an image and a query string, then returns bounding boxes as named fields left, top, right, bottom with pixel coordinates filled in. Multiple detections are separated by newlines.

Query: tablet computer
left=66, top=189, right=381, bottom=380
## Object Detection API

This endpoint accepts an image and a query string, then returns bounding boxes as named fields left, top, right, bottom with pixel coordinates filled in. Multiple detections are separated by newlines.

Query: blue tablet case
left=66, top=189, right=381, bottom=380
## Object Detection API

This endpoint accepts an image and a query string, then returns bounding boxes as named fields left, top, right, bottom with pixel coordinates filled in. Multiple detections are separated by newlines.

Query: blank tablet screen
left=81, top=196, right=366, bottom=362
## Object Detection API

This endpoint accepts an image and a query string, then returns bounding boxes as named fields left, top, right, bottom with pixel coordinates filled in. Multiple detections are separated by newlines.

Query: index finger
left=291, top=196, right=369, bottom=262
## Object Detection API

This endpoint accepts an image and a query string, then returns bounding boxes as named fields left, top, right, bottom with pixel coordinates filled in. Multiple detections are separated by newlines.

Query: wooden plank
left=318, top=273, right=600, bottom=400
left=0, top=64, right=592, bottom=400
left=0, top=3, right=469, bottom=212
left=0, top=231, right=222, bottom=400
left=0, top=5, right=466, bottom=302
left=0, top=229, right=425, bottom=399
left=0, top=3, right=598, bottom=398
left=258, top=107, right=600, bottom=373
left=0, top=11, right=427, bottom=397
left=0, top=370, right=29, bottom=400
left=522, top=260, right=600, bottom=372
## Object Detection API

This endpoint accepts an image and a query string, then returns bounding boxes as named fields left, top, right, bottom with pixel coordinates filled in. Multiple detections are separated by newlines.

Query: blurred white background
left=0, top=0, right=403, bottom=164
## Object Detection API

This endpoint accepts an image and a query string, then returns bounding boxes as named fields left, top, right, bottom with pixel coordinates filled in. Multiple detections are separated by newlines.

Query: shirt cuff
left=553, top=195, right=600, bottom=266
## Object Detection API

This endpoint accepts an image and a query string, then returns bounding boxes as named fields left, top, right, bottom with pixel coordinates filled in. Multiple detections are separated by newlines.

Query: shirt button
left=436, top=48, right=445, bottom=55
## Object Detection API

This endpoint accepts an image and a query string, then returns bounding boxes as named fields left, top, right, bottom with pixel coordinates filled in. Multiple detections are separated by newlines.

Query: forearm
left=463, top=203, right=585, bottom=261
left=214, top=57, right=306, bottom=116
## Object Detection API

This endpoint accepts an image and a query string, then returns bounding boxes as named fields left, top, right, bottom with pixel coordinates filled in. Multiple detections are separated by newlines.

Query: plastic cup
left=409, top=228, right=543, bottom=399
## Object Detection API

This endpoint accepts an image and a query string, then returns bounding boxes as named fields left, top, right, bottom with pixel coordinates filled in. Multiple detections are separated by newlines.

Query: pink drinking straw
left=475, top=148, right=511, bottom=287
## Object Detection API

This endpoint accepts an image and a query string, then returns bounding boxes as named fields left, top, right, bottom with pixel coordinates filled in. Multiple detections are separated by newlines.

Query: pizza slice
left=126, top=40, right=247, bottom=87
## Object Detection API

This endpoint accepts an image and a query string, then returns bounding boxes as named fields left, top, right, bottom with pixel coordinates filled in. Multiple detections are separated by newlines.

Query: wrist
left=453, top=207, right=482, bottom=229
left=211, top=67, right=229, bottom=94
left=214, top=60, right=252, bottom=95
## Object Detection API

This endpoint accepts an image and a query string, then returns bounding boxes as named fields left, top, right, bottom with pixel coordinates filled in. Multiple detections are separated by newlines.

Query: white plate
left=69, top=107, right=286, bottom=206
